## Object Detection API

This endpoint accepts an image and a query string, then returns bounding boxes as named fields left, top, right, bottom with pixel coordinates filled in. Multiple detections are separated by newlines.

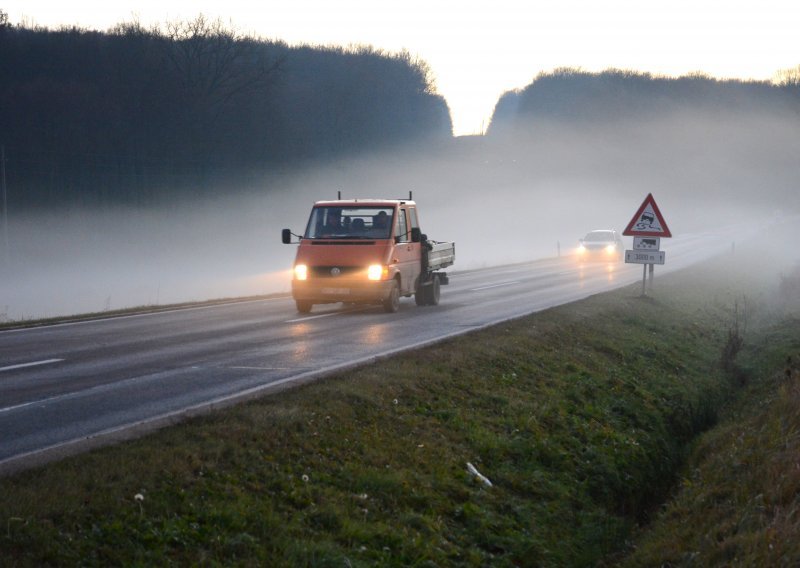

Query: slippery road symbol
left=633, top=205, right=661, bottom=231
left=623, top=193, right=672, bottom=237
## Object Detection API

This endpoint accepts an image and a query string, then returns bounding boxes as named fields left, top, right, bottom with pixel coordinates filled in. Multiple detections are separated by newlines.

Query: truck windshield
left=304, top=206, right=394, bottom=239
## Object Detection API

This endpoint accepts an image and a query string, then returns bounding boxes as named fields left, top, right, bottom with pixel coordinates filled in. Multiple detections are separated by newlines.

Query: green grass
left=621, top=314, right=800, bottom=566
left=1, top=249, right=796, bottom=566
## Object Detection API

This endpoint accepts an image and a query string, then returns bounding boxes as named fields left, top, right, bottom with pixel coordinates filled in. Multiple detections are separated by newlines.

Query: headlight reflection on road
left=575, top=260, right=619, bottom=286
left=359, top=323, right=386, bottom=346
left=605, top=262, right=616, bottom=283
left=289, top=322, right=310, bottom=362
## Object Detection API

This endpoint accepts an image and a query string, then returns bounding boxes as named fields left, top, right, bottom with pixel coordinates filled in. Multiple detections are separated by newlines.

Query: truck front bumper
left=292, top=278, right=395, bottom=305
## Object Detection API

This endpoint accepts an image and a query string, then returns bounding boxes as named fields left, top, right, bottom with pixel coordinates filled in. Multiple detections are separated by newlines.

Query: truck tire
left=429, top=276, right=440, bottom=305
left=296, top=300, right=313, bottom=314
left=383, top=280, right=400, bottom=313
left=415, top=276, right=440, bottom=306
left=414, top=281, right=427, bottom=306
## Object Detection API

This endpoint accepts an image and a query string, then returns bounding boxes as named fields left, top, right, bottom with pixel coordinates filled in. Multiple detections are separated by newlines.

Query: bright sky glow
left=4, top=1, right=800, bottom=135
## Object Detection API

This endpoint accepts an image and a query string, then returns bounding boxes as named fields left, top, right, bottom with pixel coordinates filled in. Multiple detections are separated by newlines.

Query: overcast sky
left=5, top=0, right=799, bottom=135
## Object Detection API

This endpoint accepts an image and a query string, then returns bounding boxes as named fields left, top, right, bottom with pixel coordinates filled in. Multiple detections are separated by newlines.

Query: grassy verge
left=0, top=250, right=792, bottom=566
left=621, top=310, right=800, bottom=566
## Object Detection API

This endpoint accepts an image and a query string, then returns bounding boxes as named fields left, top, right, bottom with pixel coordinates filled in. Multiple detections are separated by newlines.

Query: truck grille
left=309, top=266, right=364, bottom=278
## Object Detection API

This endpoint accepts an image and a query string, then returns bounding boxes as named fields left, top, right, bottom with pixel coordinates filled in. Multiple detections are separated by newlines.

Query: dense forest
left=0, top=14, right=452, bottom=208
left=2, top=8, right=799, bottom=211
left=488, top=67, right=800, bottom=134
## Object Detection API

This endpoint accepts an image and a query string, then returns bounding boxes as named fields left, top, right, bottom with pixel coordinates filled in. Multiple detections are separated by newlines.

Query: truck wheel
left=429, top=276, right=440, bottom=305
left=296, top=300, right=313, bottom=314
left=383, top=280, right=400, bottom=313
left=414, top=282, right=427, bottom=306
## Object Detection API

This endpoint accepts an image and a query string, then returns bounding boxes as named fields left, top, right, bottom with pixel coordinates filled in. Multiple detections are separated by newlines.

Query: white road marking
left=285, top=311, right=342, bottom=323
left=470, top=281, right=521, bottom=291
left=0, top=296, right=291, bottom=334
left=284, top=305, right=371, bottom=323
left=0, top=365, right=175, bottom=414
left=0, top=399, right=46, bottom=414
left=229, top=366, right=294, bottom=371
left=0, top=359, right=64, bottom=373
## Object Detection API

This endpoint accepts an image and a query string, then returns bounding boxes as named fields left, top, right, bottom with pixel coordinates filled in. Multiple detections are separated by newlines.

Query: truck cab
left=282, top=197, right=453, bottom=313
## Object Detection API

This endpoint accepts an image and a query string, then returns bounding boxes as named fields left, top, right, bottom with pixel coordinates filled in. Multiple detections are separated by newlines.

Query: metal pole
left=1, top=145, right=8, bottom=265
left=641, top=264, right=647, bottom=296
left=648, top=263, right=654, bottom=292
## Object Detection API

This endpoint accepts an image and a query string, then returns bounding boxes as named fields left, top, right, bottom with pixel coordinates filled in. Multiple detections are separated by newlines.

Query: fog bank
left=2, top=108, right=799, bottom=321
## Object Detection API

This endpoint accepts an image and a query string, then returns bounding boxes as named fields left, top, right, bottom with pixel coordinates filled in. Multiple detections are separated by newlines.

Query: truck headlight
left=367, top=264, right=387, bottom=281
left=294, top=264, right=308, bottom=281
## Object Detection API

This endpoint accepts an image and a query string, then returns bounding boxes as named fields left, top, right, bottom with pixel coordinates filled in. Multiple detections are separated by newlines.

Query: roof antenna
left=337, top=190, right=341, bottom=200
left=409, top=190, right=413, bottom=200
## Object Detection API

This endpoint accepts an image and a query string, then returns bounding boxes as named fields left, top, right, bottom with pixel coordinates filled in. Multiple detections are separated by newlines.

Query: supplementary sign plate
left=633, top=237, right=660, bottom=250
left=625, top=250, right=665, bottom=265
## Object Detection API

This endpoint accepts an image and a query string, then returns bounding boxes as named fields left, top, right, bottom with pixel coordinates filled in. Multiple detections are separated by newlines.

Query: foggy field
left=2, top=110, right=799, bottom=321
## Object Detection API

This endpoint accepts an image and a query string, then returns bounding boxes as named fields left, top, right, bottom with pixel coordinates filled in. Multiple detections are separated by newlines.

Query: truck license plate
left=322, top=287, right=350, bottom=295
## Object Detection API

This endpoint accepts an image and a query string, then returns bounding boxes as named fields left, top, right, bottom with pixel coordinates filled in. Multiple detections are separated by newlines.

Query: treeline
left=489, top=68, right=800, bottom=134
left=0, top=15, right=452, bottom=208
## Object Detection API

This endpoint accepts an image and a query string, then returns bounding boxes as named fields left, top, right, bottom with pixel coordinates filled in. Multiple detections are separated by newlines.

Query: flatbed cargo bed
left=427, top=241, right=455, bottom=271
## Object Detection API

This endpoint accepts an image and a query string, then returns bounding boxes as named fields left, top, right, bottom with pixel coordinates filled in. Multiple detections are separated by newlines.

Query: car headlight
left=367, top=264, right=388, bottom=281
left=578, top=244, right=586, bottom=253
left=294, top=264, right=308, bottom=281
left=606, top=245, right=616, bottom=253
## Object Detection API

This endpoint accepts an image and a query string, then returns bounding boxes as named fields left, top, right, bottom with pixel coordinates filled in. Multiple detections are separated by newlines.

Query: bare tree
left=162, top=15, right=284, bottom=174
left=166, top=15, right=282, bottom=116
left=774, top=65, right=800, bottom=87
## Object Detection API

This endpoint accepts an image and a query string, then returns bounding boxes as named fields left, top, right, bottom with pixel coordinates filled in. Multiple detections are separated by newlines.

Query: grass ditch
left=621, top=307, right=800, bottom=566
left=0, top=248, right=796, bottom=566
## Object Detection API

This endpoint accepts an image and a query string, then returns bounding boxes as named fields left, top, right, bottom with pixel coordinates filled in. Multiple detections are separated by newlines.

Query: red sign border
left=623, top=193, right=672, bottom=237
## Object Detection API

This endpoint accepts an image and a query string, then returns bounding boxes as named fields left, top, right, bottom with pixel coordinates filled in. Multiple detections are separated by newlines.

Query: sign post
left=623, top=193, right=672, bottom=296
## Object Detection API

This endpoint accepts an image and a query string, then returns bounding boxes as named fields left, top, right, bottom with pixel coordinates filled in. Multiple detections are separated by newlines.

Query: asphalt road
left=0, top=230, right=740, bottom=473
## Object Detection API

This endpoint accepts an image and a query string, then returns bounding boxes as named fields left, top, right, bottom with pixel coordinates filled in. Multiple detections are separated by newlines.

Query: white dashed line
left=0, top=359, right=64, bottom=373
left=470, top=281, right=521, bottom=291
left=284, top=312, right=342, bottom=323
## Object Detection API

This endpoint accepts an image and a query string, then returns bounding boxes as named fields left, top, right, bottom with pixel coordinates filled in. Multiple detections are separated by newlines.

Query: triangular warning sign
left=623, top=193, right=672, bottom=237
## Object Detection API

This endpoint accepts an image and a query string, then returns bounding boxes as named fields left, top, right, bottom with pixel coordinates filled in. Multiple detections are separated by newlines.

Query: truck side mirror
left=411, top=227, right=422, bottom=243
left=282, top=228, right=292, bottom=244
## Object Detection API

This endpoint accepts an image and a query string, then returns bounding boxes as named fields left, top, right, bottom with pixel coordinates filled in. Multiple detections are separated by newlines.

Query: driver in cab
left=322, top=211, right=343, bottom=236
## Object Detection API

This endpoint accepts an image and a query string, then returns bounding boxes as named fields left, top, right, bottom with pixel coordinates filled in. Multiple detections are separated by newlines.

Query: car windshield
left=583, top=231, right=614, bottom=242
left=304, top=206, right=394, bottom=239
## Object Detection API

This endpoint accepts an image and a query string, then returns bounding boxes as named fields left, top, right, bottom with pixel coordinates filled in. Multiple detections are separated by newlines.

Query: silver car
left=577, top=229, right=624, bottom=261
